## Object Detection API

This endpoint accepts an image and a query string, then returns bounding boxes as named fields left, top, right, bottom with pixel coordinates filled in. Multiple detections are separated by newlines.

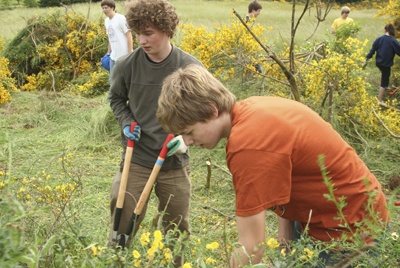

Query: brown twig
left=349, top=119, right=371, bottom=147
left=305, top=0, right=335, bottom=41
left=203, top=205, right=235, bottom=221
left=372, top=107, right=400, bottom=138
left=206, top=158, right=212, bottom=188
left=212, top=162, right=231, bottom=176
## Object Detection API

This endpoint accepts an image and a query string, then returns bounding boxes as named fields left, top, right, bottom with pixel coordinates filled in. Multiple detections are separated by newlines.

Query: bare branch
left=232, top=9, right=301, bottom=102
left=305, top=0, right=335, bottom=41
left=372, top=107, right=400, bottom=138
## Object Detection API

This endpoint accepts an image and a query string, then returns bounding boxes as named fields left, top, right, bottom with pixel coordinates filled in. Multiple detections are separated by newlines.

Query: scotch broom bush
left=179, top=18, right=270, bottom=81
left=0, top=37, right=18, bottom=104
left=4, top=11, right=108, bottom=97
left=304, top=37, right=400, bottom=137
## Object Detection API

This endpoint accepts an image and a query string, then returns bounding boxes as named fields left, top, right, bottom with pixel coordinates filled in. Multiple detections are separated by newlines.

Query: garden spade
left=119, top=133, right=174, bottom=248
left=112, top=122, right=137, bottom=247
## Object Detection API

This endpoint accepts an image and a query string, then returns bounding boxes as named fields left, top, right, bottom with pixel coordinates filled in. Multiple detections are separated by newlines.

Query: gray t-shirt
left=109, top=45, right=203, bottom=169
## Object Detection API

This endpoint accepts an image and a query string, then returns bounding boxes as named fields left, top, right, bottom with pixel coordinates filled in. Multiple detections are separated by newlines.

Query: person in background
left=331, top=6, right=354, bottom=34
left=364, top=23, right=400, bottom=103
left=101, top=0, right=133, bottom=78
left=245, top=0, right=262, bottom=24
left=245, top=0, right=263, bottom=73
left=107, top=0, right=203, bottom=267
left=156, top=64, right=389, bottom=268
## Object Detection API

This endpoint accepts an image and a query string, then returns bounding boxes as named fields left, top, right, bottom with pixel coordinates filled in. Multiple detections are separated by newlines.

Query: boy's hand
left=167, top=135, right=187, bottom=157
left=123, top=124, right=141, bottom=141
left=362, top=59, right=369, bottom=69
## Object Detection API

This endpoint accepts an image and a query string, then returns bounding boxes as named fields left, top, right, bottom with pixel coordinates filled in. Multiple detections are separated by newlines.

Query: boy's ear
left=212, top=105, right=219, bottom=118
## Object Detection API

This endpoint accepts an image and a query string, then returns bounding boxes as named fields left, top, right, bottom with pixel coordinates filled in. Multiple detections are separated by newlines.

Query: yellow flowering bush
left=376, top=0, right=400, bottom=20
left=304, top=37, right=400, bottom=136
left=179, top=18, right=269, bottom=81
left=4, top=11, right=109, bottom=97
left=0, top=37, right=18, bottom=104
left=67, top=70, right=110, bottom=98
left=129, top=229, right=175, bottom=267
left=16, top=171, right=79, bottom=215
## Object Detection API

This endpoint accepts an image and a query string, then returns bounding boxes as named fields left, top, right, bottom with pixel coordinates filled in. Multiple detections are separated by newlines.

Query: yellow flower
left=301, top=248, right=314, bottom=260
left=163, top=248, right=172, bottom=263
left=91, top=245, right=98, bottom=256
left=157, top=241, right=164, bottom=250
left=154, top=230, right=163, bottom=241
left=206, top=241, right=219, bottom=250
left=205, top=257, right=217, bottom=265
left=133, top=259, right=142, bottom=267
left=182, top=263, right=192, bottom=268
left=391, top=232, right=399, bottom=241
left=140, top=232, right=150, bottom=246
left=266, top=238, right=279, bottom=249
left=147, top=247, right=156, bottom=260
left=281, top=248, right=286, bottom=257
left=132, top=250, right=140, bottom=259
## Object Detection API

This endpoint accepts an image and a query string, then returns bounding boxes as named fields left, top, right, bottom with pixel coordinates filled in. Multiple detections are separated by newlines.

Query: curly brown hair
left=125, top=0, right=179, bottom=38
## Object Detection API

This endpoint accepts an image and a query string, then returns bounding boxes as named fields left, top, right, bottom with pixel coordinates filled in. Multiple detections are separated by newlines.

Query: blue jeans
left=107, top=59, right=116, bottom=102
left=109, top=59, right=116, bottom=81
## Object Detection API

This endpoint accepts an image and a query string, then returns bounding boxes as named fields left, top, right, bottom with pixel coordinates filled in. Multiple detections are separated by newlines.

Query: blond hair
left=341, top=6, right=350, bottom=15
left=157, top=64, right=236, bottom=134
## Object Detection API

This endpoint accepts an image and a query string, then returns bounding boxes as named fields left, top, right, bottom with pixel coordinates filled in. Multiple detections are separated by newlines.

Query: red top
left=227, top=97, right=389, bottom=241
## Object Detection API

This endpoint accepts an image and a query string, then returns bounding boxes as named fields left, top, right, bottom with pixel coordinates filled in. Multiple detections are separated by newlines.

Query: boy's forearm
left=126, top=31, right=133, bottom=52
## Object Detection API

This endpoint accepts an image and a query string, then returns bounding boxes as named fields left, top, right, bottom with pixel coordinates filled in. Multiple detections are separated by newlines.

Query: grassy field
left=1, top=1, right=399, bottom=267
left=0, top=1, right=388, bottom=47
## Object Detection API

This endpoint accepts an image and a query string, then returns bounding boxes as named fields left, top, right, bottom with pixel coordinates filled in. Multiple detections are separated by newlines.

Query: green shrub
left=23, top=0, right=39, bottom=7
left=0, top=196, right=35, bottom=267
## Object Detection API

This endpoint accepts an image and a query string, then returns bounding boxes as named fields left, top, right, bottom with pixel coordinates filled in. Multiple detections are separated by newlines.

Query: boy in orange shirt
left=157, top=64, right=389, bottom=267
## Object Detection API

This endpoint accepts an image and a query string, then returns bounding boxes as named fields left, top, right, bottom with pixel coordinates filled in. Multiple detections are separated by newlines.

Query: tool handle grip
left=127, top=122, right=138, bottom=148
left=159, top=134, right=174, bottom=159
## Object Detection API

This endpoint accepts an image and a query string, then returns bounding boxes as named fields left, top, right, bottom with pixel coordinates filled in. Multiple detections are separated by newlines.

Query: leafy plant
left=0, top=195, right=35, bottom=267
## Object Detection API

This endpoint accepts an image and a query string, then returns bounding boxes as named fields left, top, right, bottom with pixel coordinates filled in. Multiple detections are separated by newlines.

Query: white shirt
left=105, top=13, right=130, bottom=61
